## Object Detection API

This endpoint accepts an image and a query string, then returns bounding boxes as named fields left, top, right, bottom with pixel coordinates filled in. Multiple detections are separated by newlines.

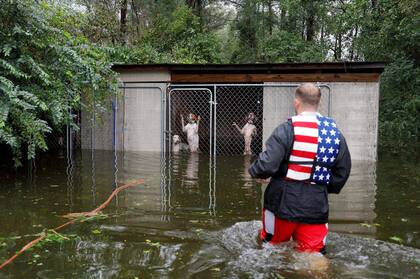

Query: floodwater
left=0, top=150, right=419, bottom=278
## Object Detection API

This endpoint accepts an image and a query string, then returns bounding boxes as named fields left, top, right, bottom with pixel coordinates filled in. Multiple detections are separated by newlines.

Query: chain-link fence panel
left=168, top=84, right=330, bottom=156
left=215, top=86, right=263, bottom=156
left=169, top=89, right=212, bottom=155
left=45, top=110, right=81, bottom=152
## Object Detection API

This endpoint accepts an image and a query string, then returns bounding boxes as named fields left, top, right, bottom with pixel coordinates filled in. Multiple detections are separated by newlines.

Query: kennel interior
left=169, top=88, right=213, bottom=154
left=215, top=86, right=263, bottom=156
left=169, top=86, right=264, bottom=156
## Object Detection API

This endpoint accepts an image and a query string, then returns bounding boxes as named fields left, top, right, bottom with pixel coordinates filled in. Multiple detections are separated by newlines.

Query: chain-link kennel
left=169, top=89, right=213, bottom=155
left=214, top=85, right=330, bottom=156
left=168, top=84, right=330, bottom=156
left=215, top=86, right=264, bottom=156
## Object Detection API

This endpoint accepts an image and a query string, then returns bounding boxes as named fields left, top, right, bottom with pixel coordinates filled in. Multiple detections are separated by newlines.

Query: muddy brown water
left=0, top=150, right=419, bottom=278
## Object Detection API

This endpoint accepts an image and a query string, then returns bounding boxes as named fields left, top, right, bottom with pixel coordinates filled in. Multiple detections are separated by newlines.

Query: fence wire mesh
left=169, top=89, right=212, bottom=155
left=215, top=86, right=264, bottom=156
left=168, top=84, right=331, bottom=156
left=45, top=110, right=81, bottom=151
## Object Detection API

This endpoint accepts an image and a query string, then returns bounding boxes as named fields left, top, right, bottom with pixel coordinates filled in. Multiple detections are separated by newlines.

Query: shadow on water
left=0, top=151, right=419, bottom=278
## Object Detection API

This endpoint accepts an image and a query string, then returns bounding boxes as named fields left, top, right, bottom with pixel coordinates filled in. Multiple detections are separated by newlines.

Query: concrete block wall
left=123, top=84, right=165, bottom=152
left=328, top=159, right=377, bottom=234
left=329, top=82, right=379, bottom=161
left=263, top=82, right=379, bottom=161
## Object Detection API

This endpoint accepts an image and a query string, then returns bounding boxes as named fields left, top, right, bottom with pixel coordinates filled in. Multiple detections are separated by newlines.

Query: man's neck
left=298, top=110, right=319, bottom=115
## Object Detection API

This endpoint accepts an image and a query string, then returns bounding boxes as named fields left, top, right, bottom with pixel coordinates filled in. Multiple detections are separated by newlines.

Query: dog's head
left=172, top=135, right=181, bottom=144
left=246, top=112, right=256, bottom=124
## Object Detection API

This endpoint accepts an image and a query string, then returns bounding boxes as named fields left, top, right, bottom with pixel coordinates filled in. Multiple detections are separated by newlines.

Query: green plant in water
left=77, top=213, right=109, bottom=223
left=32, top=230, right=77, bottom=249
left=389, top=236, right=404, bottom=244
left=91, top=229, right=101, bottom=235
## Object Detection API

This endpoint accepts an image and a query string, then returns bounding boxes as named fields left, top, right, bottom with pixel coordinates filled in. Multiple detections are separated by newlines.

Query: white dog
left=172, top=135, right=190, bottom=153
left=233, top=112, right=257, bottom=155
left=181, top=114, right=200, bottom=153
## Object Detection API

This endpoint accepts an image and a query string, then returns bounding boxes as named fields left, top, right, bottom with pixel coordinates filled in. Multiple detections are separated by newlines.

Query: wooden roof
left=112, top=62, right=385, bottom=82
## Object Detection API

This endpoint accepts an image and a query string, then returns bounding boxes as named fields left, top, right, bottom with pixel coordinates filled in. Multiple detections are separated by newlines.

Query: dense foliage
left=0, top=0, right=116, bottom=165
left=0, top=0, right=418, bottom=164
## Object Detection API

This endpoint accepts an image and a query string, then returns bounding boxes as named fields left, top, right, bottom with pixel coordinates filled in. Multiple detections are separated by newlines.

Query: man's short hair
left=295, top=83, right=321, bottom=106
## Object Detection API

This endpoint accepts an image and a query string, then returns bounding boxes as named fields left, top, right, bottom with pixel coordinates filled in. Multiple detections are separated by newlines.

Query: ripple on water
left=186, top=221, right=420, bottom=279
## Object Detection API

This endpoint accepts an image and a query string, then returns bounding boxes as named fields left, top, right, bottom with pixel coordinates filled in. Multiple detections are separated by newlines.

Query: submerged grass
left=32, top=230, right=78, bottom=249
left=0, top=213, right=111, bottom=255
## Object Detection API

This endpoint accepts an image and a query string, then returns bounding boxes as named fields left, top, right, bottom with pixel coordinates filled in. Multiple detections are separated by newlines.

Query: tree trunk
left=304, top=0, right=316, bottom=41
left=186, top=0, right=202, bottom=15
left=120, top=0, right=128, bottom=44
left=337, top=33, right=342, bottom=60
left=371, top=0, right=377, bottom=9
left=131, top=0, right=141, bottom=38
left=350, top=25, right=359, bottom=61
left=186, top=0, right=203, bottom=29
left=268, top=0, right=273, bottom=35
left=305, top=13, right=315, bottom=41
left=301, top=19, right=305, bottom=40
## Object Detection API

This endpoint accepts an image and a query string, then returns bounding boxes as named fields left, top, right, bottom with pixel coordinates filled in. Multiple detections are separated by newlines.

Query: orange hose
left=0, top=179, right=144, bottom=270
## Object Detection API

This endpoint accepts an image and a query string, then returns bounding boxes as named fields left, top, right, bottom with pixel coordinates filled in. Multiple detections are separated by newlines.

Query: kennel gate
left=167, top=84, right=331, bottom=156
left=168, top=88, right=214, bottom=155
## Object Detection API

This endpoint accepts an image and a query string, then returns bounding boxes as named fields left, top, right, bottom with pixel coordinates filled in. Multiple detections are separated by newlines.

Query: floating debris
left=91, top=229, right=101, bottom=235
left=389, top=236, right=404, bottom=244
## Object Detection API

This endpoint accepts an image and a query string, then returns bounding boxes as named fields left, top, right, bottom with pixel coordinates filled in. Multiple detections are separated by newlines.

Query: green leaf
left=360, top=223, right=372, bottom=228
left=389, top=236, right=404, bottom=244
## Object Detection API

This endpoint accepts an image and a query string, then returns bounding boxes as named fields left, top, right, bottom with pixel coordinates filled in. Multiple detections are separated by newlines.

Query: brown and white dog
left=233, top=112, right=257, bottom=155
left=172, top=135, right=190, bottom=153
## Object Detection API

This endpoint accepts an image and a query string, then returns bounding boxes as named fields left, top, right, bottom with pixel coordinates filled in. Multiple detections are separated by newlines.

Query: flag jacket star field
left=249, top=113, right=351, bottom=224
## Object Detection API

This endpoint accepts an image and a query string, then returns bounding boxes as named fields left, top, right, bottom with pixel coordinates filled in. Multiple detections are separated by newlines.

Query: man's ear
left=293, top=98, right=300, bottom=110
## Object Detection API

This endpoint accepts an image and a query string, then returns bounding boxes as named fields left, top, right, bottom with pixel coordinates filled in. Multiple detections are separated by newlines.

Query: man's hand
left=256, top=178, right=271, bottom=184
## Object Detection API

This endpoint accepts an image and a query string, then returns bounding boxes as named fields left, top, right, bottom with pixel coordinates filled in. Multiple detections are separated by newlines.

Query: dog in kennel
left=232, top=112, right=257, bottom=155
left=172, top=134, right=190, bottom=153
left=180, top=113, right=201, bottom=153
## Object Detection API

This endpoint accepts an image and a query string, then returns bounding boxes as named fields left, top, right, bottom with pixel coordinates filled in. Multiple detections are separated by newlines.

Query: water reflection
left=0, top=151, right=419, bottom=278
left=329, top=160, right=377, bottom=236
left=241, top=155, right=253, bottom=184
left=90, top=148, right=96, bottom=206
left=208, top=157, right=216, bottom=215
left=184, top=153, right=199, bottom=183
left=75, top=151, right=378, bottom=236
left=66, top=153, right=74, bottom=211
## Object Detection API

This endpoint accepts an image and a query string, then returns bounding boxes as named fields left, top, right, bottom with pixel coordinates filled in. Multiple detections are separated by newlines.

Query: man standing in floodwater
left=249, top=83, right=351, bottom=253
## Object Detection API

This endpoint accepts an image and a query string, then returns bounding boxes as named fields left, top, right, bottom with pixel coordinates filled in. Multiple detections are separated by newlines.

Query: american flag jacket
left=286, top=113, right=341, bottom=185
left=249, top=112, right=351, bottom=224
